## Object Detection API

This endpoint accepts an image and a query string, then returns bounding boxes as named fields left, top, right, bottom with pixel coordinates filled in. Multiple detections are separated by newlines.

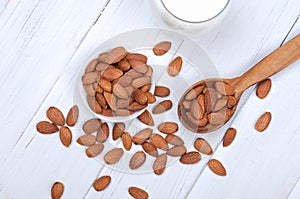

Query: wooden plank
left=0, top=0, right=109, bottom=165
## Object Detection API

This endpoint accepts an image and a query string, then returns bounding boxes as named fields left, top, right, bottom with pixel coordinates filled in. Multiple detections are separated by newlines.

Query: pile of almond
left=82, top=47, right=155, bottom=117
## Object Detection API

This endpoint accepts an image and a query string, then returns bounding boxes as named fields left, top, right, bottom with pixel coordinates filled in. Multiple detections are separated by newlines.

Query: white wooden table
left=1, top=0, right=300, bottom=198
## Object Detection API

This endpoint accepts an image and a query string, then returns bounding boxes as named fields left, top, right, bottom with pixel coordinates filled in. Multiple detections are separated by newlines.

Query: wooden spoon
left=178, top=34, right=300, bottom=133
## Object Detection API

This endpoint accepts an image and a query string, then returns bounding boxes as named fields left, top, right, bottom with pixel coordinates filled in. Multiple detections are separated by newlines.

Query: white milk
left=161, top=0, right=229, bottom=22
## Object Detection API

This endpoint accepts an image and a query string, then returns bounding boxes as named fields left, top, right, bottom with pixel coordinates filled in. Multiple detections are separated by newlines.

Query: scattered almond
left=194, top=138, right=213, bottom=155
left=256, top=79, right=272, bottom=99
left=208, top=159, right=227, bottom=176
left=255, top=112, right=272, bottom=132
left=130, top=151, right=146, bottom=170
left=145, top=92, right=156, bottom=104
left=154, top=86, right=170, bottom=97
left=46, top=107, right=65, bottom=126
left=76, top=135, right=96, bottom=146
left=137, top=110, right=154, bottom=126
left=168, top=56, right=182, bottom=76
left=82, top=118, right=101, bottom=134
left=93, top=176, right=111, bottom=191
left=122, top=132, right=132, bottom=151
left=153, top=153, right=167, bottom=175
left=133, top=89, right=148, bottom=105
left=180, top=151, right=201, bottom=164
left=165, top=134, right=184, bottom=146
left=153, top=41, right=171, bottom=56
left=96, top=122, right=109, bottom=142
left=149, top=134, right=169, bottom=150
left=223, top=128, right=237, bottom=147
left=128, top=187, right=149, bottom=199
left=51, top=182, right=64, bottom=199
left=112, top=122, right=125, bottom=140
left=36, top=121, right=59, bottom=134
left=152, top=100, right=173, bottom=114
left=104, top=148, right=124, bottom=164
left=66, top=105, right=79, bottom=127
left=167, top=146, right=187, bottom=157
left=132, top=128, right=153, bottom=145
left=59, top=126, right=72, bottom=147
left=86, top=143, right=104, bottom=158
left=142, top=142, right=159, bottom=157
left=158, top=122, right=178, bottom=134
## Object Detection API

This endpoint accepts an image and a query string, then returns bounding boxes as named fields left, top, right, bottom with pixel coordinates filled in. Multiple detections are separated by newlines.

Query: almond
left=116, top=98, right=133, bottom=109
left=129, top=60, right=148, bottom=73
left=102, top=108, right=113, bottom=117
left=104, top=47, right=127, bottom=64
left=152, top=100, right=172, bottom=114
left=180, top=151, right=201, bottom=164
left=126, top=53, right=148, bottom=63
left=213, top=99, right=228, bottom=112
left=142, top=142, right=159, bottom=157
left=137, top=110, right=154, bottom=126
left=114, top=109, right=133, bottom=116
left=168, top=56, right=182, bottom=76
left=104, top=92, right=117, bottom=110
left=255, top=112, right=272, bottom=132
left=102, top=67, right=123, bottom=81
left=153, top=41, right=171, bottom=56
left=149, top=134, right=168, bottom=150
left=165, top=134, right=184, bottom=146
left=194, top=138, right=213, bottom=155
left=207, top=111, right=226, bottom=125
left=128, top=102, right=147, bottom=111
left=84, top=84, right=96, bottom=96
left=59, top=126, right=72, bottom=147
left=128, top=187, right=149, bottom=199
left=112, top=122, right=125, bottom=140
left=98, top=52, right=108, bottom=62
left=36, top=121, right=59, bottom=134
left=125, top=86, right=135, bottom=96
left=183, top=101, right=191, bottom=109
left=197, top=94, right=206, bottom=113
left=223, top=128, right=237, bottom=147
left=208, top=159, right=227, bottom=176
left=51, top=182, right=64, bottom=199
left=96, top=62, right=109, bottom=72
left=122, top=132, right=132, bottom=151
left=132, top=77, right=151, bottom=88
left=145, top=92, right=156, bottom=104
left=96, top=93, right=107, bottom=109
left=86, top=143, right=104, bottom=158
left=113, top=83, right=129, bottom=99
left=204, top=88, right=218, bottom=113
left=256, top=79, right=272, bottom=99
left=116, top=75, right=132, bottom=87
left=46, top=107, right=65, bottom=126
left=98, top=78, right=112, bottom=92
left=118, top=59, right=131, bottom=71
left=104, top=148, right=124, bottom=164
left=215, top=82, right=235, bottom=96
left=153, top=153, right=167, bottom=175
left=125, top=69, right=143, bottom=79
left=83, top=118, right=101, bottom=134
left=145, top=66, right=153, bottom=77
left=93, top=176, right=111, bottom=191
left=158, top=122, right=178, bottom=134
left=85, top=59, right=98, bottom=73
left=140, top=84, right=151, bottom=92
left=95, top=83, right=104, bottom=93
left=66, top=105, right=79, bottom=127
left=132, top=128, right=153, bottom=144
left=226, top=96, right=237, bottom=108
left=86, top=96, right=102, bottom=114
left=190, top=100, right=204, bottom=119
left=129, top=151, right=146, bottom=170
left=185, top=86, right=204, bottom=100
left=82, top=72, right=100, bottom=85
left=76, top=134, right=96, bottom=146
left=96, top=122, right=109, bottom=142
left=133, top=89, right=148, bottom=105
left=154, top=86, right=170, bottom=97
left=167, top=145, right=187, bottom=157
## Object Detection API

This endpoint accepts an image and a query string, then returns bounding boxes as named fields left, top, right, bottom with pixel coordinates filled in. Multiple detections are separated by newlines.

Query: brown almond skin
left=122, top=132, right=132, bottom=151
left=85, top=59, right=98, bottom=73
left=215, top=82, right=235, bottom=96
left=132, top=128, right=153, bottom=144
left=153, top=41, right=171, bottom=56
left=158, top=122, right=178, bottom=134
left=47, top=107, right=65, bottom=126
left=102, top=67, right=123, bottom=81
left=76, top=134, right=96, bottom=146
left=145, top=92, right=156, bottom=104
left=168, top=56, right=182, bottom=76
left=86, top=96, right=102, bottom=114
left=104, top=92, right=117, bottom=110
left=82, top=72, right=100, bottom=85
left=154, top=86, right=170, bottom=97
left=112, top=122, right=125, bottom=140
left=226, top=96, right=237, bottom=108
left=83, top=118, right=101, bottom=134
left=165, top=134, right=184, bottom=146
left=255, top=112, right=272, bottom=132
left=86, top=143, right=104, bottom=158
left=114, top=109, right=133, bottom=116
left=98, top=52, right=108, bottom=62
left=185, top=86, right=204, bottom=100
left=36, top=121, right=59, bottom=134
left=104, top=148, right=124, bottom=164
left=96, top=122, right=109, bottom=142
left=129, top=59, right=148, bottom=73
left=142, top=142, right=159, bottom=157
left=98, top=78, right=112, bottom=92
left=66, top=105, right=79, bottom=127
left=204, top=88, right=218, bottom=113
left=128, top=187, right=149, bottom=199
left=208, top=159, right=227, bottom=176
left=167, top=145, right=187, bottom=157
left=129, top=102, right=147, bottom=111
left=194, top=138, right=213, bottom=155
left=51, top=182, right=64, bottom=199
left=59, top=126, right=72, bottom=147
left=102, top=108, right=113, bottom=117
left=93, top=176, right=111, bottom=191
left=256, top=79, right=272, bottom=99
left=133, top=89, right=148, bottom=105
left=84, top=84, right=96, bottom=96
left=190, top=100, right=204, bottom=119
left=129, top=151, right=146, bottom=170
left=118, top=59, right=131, bottom=71
left=213, top=99, right=228, bottom=112
left=152, top=100, right=173, bottom=114
left=153, top=153, right=167, bottom=175
left=113, top=83, right=129, bottom=99
left=104, top=47, right=127, bottom=64
left=96, top=93, right=107, bottom=109
left=149, top=134, right=169, bottom=150
left=126, top=53, right=148, bottom=63
left=180, top=151, right=201, bottom=164
left=140, top=84, right=151, bottom=92
left=132, top=77, right=151, bottom=88
left=223, top=128, right=237, bottom=147
left=137, top=110, right=154, bottom=126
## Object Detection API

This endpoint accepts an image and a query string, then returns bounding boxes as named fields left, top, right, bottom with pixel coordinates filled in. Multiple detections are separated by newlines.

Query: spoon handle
left=234, top=34, right=300, bottom=93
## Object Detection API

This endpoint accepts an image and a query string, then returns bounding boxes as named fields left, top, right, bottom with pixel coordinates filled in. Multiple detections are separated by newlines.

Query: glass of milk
left=150, top=0, right=230, bottom=34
